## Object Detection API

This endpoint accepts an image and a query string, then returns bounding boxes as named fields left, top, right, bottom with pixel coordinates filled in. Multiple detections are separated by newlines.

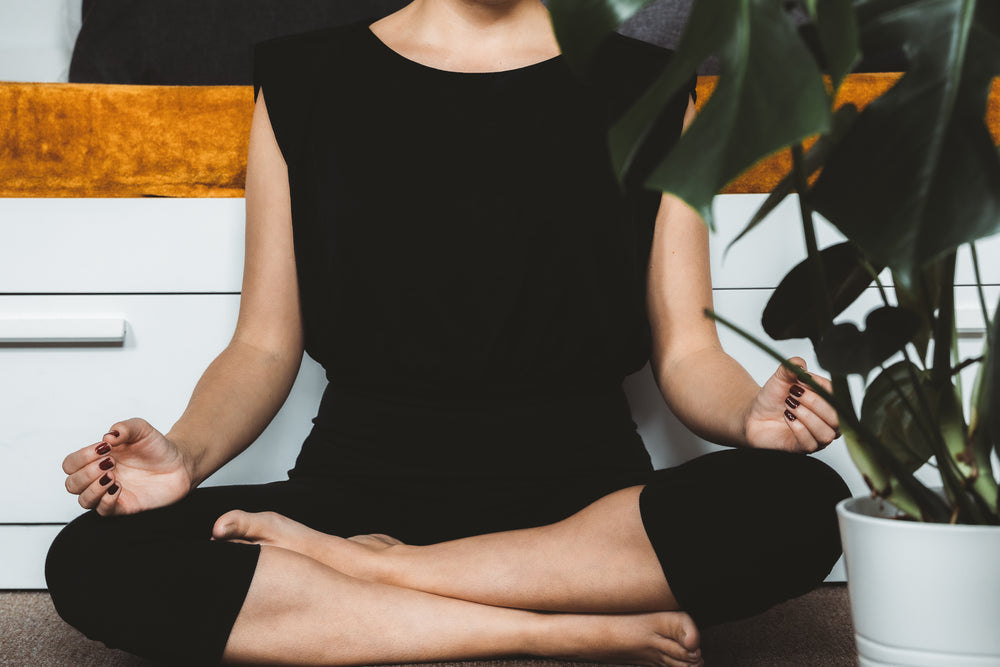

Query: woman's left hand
left=744, top=357, right=840, bottom=453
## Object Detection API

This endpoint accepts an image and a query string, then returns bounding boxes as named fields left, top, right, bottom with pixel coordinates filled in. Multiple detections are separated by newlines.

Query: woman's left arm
left=646, top=99, right=839, bottom=453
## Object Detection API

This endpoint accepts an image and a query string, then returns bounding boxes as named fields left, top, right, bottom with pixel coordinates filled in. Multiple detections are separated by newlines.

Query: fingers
left=76, top=463, right=120, bottom=511
left=102, top=417, right=152, bottom=449
left=65, top=453, right=116, bottom=494
left=783, top=380, right=839, bottom=452
left=94, top=477, right=121, bottom=515
left=62, top=421, right=145, bottom=513
left=61, top=436, right=117, bottom=476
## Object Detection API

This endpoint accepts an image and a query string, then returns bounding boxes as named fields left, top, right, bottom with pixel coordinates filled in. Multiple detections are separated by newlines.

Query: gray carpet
left=0, top=586, right=857, bottom=666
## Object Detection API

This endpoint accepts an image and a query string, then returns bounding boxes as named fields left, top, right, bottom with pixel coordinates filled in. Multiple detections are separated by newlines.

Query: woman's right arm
left=62, top=91, right=304, bottom=515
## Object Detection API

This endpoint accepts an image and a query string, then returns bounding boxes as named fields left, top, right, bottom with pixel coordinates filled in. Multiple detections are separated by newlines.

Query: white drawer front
left=0, top=526, right=63, bottom=589
left=0, top=199, right=245, bottom=293
left=709, top=195, right=1000, bottom=289
left=0, top=294, right=325, bottom=523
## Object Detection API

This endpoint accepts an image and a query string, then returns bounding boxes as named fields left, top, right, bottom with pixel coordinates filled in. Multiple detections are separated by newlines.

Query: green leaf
left=816, top=0, right=861, bottom=90
left=841, top=408, right=938, bottom=519
left=608, top=0, right=831, bottom=228
left=808, top=0, right=1000, bottom=291
left=762, top=242, right=879, bottom=342
left=988, top=300, right=1000, bottom=501
left=935, top=383, right=994, bottom=522
left=967, top=351, right=997, bottom=519
left=861, top=361, right=936, bottom=473
left=816, top=306, right=922, bottom=375
left=726, top=104, right=859, bottom=252
left=891, top=257, right=949, bottom=363
left=547, top=0, right=659, bottom=73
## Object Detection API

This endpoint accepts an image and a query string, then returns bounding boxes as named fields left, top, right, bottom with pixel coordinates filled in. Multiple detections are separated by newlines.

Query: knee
left=760, top=452, right=851, bottom=587
left=45, top=512, right=118, bottom=642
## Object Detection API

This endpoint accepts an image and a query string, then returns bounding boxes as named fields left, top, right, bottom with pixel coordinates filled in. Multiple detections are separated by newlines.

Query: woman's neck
left=371, top=0, right=560, bottom=73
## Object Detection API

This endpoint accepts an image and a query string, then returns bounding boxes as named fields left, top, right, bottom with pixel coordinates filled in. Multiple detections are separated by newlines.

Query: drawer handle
left=0, top=318, right=126, bottom=344
left=956, top=308, right=989, bottom=340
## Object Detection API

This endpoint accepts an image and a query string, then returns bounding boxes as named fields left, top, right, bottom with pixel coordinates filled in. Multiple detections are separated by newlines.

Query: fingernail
left=784, top=409, right=797, bottom=421
left=99, top=458, right=114, bottom=470
left=789, top=384, right=805, bottom=397
left=99, top=474, right=112, bottom=486
left=785, top=396, right=800, bottom=409
left=109, top=429, right=120, bottom=437
left=107, top=483, right=119, bottom=495
left=95, top=443, right=111, bottom=455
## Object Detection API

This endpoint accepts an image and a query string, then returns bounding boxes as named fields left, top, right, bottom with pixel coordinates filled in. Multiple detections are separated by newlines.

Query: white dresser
left=2, top=195, right=996, bottom=588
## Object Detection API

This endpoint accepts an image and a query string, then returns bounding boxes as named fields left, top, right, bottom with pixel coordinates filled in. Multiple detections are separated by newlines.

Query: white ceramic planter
left=837, top=496, right=1000, bottom=666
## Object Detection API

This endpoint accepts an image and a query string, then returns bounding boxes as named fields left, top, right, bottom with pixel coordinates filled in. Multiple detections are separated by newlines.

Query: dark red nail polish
left=99, top=474, right=111, bottom=486
left=107, top=483, right=119, bottom=495
left=789, top=385, right=805, bottom=397
left=96, top=443, right=111, bottom=455
left=785, top=396, right=800, bottom=409
left=99, top=458, right=114, bottom=470
left=110, top=429, right=120, bottom=437
left=784, top=409, right=797, bottom=421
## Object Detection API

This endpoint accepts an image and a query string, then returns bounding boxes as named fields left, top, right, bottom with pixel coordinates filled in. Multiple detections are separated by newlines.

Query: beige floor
left=0, top=586, right=857, bottom=666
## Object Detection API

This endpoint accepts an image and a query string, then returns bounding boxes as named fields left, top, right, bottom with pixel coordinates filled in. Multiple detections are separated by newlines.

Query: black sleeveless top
left=253, top=21, right=694, bottom=478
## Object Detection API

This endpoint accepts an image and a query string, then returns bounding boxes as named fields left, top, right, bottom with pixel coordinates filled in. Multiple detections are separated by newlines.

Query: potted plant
left=550, top=0, right=1000, bottom=664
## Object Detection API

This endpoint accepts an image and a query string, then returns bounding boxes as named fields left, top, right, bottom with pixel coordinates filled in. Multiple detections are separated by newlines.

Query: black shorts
left=46, top=448, right=848, bottom=663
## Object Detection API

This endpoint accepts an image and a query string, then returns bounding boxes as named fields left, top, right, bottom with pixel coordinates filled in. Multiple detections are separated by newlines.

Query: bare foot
left=546, top=610, right=702, bottom=667
left=212, top=513, right=702, bottom=665
left=212, top=510, right=394, bottom=580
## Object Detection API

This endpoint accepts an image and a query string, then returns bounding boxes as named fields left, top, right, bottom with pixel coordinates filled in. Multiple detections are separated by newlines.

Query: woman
left=46, top=1, right=849, bottom=665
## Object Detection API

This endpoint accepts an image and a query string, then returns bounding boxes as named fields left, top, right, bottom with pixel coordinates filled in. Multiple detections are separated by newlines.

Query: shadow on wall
left=70, top=0, right=707, bottom=84
left=70, top=0, right=905, bottom=85
left=70, top=0, right=412, bottom=84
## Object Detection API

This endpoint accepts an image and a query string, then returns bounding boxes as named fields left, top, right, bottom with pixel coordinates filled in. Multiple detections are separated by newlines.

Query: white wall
left=0, top=0, right=81, bottom=82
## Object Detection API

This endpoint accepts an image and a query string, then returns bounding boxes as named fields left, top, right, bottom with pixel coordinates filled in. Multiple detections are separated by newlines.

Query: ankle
left=368, top=543, right=410, bottom=586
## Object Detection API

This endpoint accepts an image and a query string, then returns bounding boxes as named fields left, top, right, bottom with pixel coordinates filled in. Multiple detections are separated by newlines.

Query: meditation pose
left=46, top=1, right=849, bottom=665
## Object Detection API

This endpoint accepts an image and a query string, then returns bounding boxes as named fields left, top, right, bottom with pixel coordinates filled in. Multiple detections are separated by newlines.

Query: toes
left=655, top=638, right=702, bottom=666
left=661, top=611, right=700, bottom=651
left=213, top=509, right=254, bottom=541
left=655, top=612, right=701, bottom=665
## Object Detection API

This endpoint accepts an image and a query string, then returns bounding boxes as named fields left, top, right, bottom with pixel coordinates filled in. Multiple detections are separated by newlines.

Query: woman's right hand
left=62, top=418, right=194, bottom=516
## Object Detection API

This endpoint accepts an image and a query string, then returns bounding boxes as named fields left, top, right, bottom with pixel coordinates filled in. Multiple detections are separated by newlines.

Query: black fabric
left=252, top=21, right=692, bottom=477
left=45, top=471, right=645, bottom=662
left=70, top=0, right=410, bottom=84
left=639, top=449, right=850, bottom=626
left=46, top=451, right=847, bottom=662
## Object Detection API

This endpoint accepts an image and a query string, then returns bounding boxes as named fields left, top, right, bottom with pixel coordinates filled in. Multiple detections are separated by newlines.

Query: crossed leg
left=216, top=449, right=850, bottom=666
left=216, top=486, right=677, bottom=612
left=217, top=486, right=704, bottom=666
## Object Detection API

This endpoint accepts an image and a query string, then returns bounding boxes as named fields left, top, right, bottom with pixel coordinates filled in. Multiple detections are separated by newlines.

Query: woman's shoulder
left=587, top=33, right=691, bottom=117
left=253, top=20, right=370, bottom=90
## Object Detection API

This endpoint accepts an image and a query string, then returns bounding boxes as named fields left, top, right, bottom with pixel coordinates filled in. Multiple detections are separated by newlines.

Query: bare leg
left=215, top=486, right=677, bottom=613
left=223, top=544, right=702, bottom=666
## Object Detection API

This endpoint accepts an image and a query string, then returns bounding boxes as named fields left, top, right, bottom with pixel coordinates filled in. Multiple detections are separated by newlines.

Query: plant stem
left=970, top=242, right=992, bottom=331
left=791, top=144, right=833, bottom=332
left=926, top=253, right=984, bottom=522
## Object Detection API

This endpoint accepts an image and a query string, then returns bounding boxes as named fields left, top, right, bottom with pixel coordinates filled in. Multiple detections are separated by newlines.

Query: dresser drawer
left=0, top=198, right=244, bottom=293
left=709, top=195, right=1000, bottom=289
left=0, top=294, right=325, bottom=523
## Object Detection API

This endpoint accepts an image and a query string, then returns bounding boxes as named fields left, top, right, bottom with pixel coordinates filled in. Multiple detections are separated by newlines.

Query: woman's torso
left=253, top=21, right=691, bottom=477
